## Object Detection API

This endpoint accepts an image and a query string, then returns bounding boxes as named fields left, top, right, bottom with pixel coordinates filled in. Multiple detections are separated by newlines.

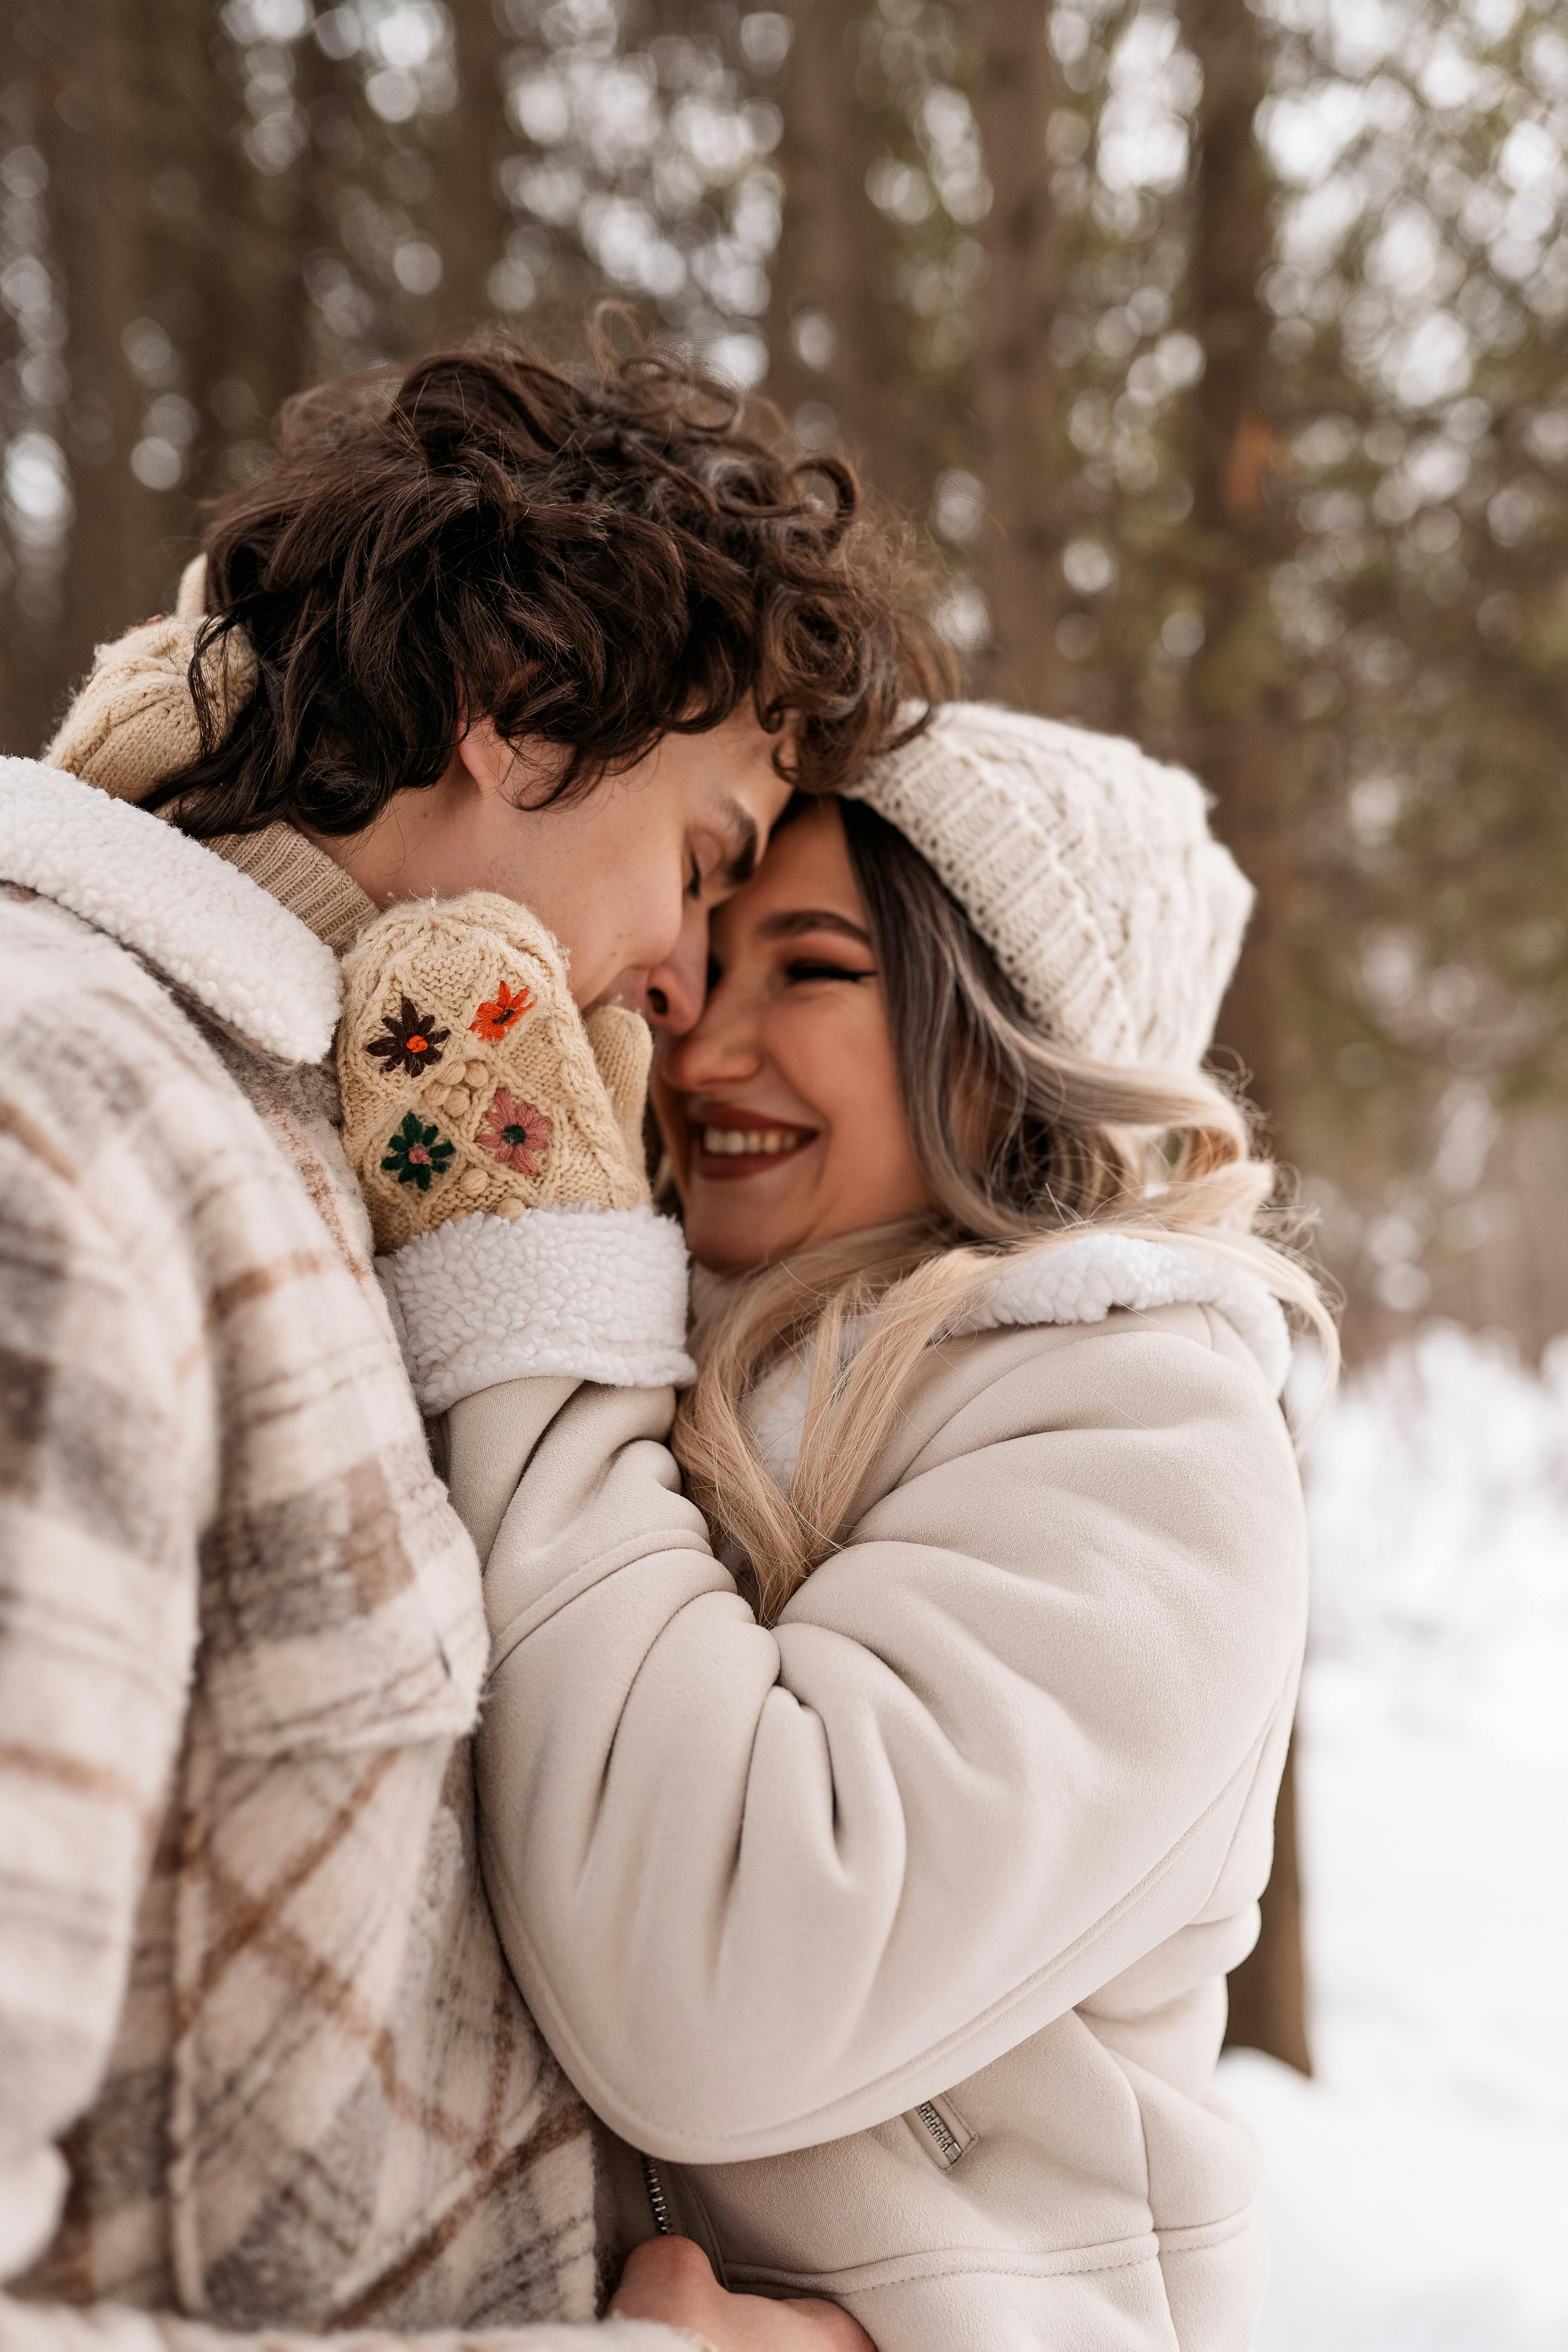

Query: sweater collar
left=0, top=758, right=342, bottom=1064
left=206, top=819, right=377, bottom=954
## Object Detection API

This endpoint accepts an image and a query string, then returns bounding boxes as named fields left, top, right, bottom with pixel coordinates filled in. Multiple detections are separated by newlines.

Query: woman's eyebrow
left=755, top=908, right=872, bottom=945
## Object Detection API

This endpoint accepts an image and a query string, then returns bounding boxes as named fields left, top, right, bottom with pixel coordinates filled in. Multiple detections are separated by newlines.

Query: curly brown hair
left=151, top=329, right=950, bottom=840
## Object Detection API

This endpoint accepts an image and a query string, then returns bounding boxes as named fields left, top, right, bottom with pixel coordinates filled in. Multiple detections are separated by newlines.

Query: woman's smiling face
left=653, top=798, right=935, bottom=1273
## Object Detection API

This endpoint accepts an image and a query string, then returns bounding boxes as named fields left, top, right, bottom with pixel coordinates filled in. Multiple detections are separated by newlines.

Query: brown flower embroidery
left=367, top=995, right=450, bottom=1078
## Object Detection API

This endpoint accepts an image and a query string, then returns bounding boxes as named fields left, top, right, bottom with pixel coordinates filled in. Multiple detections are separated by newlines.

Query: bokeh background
left=2, top=2, right=1564, bottom=2341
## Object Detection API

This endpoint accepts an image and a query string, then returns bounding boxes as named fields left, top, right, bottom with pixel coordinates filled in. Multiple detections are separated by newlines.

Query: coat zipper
left=639, top=2151, right=735, bottom=2290
left=904, top=2091, right=976, bottom=2169
left=640, top=2151, right=676, bottom=2235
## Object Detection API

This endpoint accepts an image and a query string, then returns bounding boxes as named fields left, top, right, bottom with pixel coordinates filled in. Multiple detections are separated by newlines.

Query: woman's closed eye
left=783, top=957, right=876, bottom=985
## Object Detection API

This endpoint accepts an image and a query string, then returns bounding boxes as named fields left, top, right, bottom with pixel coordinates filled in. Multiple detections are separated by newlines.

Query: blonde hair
left=672, top=799, right=1337, bottom=1624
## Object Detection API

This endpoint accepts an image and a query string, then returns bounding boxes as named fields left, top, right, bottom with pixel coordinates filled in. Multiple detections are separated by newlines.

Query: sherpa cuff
left=378, top=1205, right=696, bottom=1414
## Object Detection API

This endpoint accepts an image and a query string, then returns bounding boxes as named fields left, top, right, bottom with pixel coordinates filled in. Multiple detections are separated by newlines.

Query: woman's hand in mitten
left=337, top=891, right=692, bottom=1415
left=45, top=613, right=258, bottom=802
left=339, top=890, right=651, bottom=1255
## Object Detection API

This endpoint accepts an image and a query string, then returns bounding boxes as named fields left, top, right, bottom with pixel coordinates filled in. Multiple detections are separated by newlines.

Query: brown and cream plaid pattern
left=0, top=871, right=638, bottom=2351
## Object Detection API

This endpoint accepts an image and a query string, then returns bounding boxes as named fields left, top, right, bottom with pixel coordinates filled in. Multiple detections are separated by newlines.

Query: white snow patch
left=1221, top=2049, right=1568, bottom=2350
left=1218, top=1323, right=1568, bottom=2351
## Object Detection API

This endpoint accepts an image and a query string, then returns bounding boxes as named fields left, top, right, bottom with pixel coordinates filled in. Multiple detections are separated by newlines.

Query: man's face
left=489, top=713, right=795, bottom=1030
left=341, top=707, right=795, bottom=1032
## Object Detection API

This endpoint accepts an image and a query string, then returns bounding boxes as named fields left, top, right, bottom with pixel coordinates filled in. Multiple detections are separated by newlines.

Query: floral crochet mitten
left=339, top=891, right=693, bottom=1413
left=339, top=890, right=651, bottom=1249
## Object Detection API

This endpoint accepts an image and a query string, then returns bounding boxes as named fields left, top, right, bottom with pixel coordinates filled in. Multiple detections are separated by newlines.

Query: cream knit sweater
left=209, top=819, right=376, bottom=953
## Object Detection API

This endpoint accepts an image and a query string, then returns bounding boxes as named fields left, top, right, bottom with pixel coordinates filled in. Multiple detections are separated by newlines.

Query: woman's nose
left=660, top=986, right=762, bottom=1092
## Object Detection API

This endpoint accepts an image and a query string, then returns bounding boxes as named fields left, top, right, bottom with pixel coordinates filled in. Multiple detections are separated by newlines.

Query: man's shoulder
left=0, top=872, right=162, bottom=983
left=0, top=876, right=233, bottom=1106
left=0, top=882, right=268, bottom=1249
left=0, top=762, right=341, bottom=1065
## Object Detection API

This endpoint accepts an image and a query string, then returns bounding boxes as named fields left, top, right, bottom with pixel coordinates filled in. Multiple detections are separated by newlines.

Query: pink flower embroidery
left=478, top=1087, right=552, bottom=1175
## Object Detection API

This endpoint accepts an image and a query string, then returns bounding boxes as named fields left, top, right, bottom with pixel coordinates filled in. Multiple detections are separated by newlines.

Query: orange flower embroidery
left=471, top=980, right=533, bottom=1041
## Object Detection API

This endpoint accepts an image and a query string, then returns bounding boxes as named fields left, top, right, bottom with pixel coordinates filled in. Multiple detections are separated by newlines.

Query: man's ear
left=456, top=720, right=564, bottom=807
left=455, top=718, right=513, bottom=799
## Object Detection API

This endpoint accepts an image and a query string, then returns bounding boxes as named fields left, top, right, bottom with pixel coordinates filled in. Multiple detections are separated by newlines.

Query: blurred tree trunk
left=764, top=0, right=908, bottom=494
left=150, top=0, right=314, bottom=520
left=970, top=0, right=1072, bottom=714
left=428, top=0, right=511, bottom=335
left=3, top=0, right=322, bottom=759
left=1176, top=0, right=1311, bottom=2080
left=7, top=0, right=161, bottom=749
left=205, top=17, right=317, bottom=480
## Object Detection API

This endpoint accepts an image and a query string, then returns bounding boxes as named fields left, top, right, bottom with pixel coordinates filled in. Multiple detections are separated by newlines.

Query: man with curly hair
left=0, top=332, right=935, bottom=2352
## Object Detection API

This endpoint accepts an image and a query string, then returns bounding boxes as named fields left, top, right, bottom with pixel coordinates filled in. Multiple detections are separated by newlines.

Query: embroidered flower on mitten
left=367, top=995, right=450, bottom=1077
left=477, top=1088, right=552, bottom=1174
left=470, top=980, right=533, bottom=1041
left=383, top=1111, right=456, bottom=1191
left=339, top=891, right=652, bottom=1252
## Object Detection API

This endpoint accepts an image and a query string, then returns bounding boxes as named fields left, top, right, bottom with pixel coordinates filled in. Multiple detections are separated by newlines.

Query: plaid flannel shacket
left=0, top=762, right=653, bottom=2352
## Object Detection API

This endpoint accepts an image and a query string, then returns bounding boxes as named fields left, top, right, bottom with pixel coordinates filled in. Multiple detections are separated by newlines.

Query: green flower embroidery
left=382, top=1110, right=455, bottom=1191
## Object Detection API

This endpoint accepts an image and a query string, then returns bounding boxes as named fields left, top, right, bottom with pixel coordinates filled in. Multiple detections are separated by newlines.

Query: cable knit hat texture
left=845, top=701, right=1253, bottom=1074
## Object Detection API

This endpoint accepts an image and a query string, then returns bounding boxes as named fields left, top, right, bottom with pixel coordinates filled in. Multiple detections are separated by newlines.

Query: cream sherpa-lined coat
left=0, top=758, right=704, bottom=2352
left=385, top=1216, right=1307, bottom=2352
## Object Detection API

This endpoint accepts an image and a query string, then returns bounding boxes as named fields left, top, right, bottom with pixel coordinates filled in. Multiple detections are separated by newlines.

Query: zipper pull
left=903, top=2093, right=976, bottom=2170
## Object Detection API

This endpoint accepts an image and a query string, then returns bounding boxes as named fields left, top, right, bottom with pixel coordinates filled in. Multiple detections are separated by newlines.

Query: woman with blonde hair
left=340, top=703, right=1332, bottom=2352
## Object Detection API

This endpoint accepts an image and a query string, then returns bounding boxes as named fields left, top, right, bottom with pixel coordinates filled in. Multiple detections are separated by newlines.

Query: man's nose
left=641, top=904, right=708, bottom=1035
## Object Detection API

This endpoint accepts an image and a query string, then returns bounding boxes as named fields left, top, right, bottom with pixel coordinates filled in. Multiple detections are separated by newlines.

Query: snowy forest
left=1, top=2, right=1565, bottom=2339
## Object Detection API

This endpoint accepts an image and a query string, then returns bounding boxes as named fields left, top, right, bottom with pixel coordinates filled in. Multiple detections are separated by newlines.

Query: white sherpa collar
left=742, top=1231, right=1292, bottom=1491
left=948, top=1231, right=1292, bottom=1394
left=0, top=758, right=342, bottom=1064
left=701, top=1230, right=1291, bottom=1397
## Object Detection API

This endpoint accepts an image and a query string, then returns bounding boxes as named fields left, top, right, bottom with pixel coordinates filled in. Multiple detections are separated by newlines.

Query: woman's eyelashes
left=782, top=956, right=875, bottom=985
left=697, top=944, right=873, bottom=995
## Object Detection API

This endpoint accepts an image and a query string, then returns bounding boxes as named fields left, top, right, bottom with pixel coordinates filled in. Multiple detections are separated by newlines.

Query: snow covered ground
left=1216, top=1324, right=1568, bottom=2350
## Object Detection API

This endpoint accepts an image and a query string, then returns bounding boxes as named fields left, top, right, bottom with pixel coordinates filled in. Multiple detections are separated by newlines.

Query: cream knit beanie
left=845, top=702, right=1252, bottom=1075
